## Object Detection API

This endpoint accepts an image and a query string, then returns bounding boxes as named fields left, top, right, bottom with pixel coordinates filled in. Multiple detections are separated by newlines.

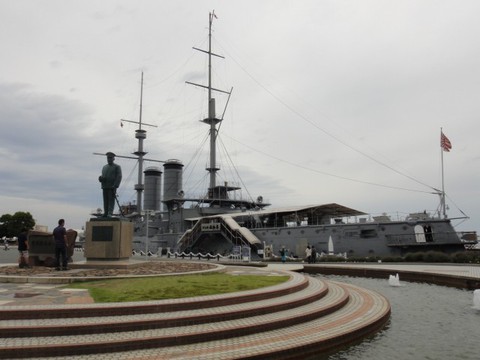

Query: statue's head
left=106, top=152, right=116, bottom=164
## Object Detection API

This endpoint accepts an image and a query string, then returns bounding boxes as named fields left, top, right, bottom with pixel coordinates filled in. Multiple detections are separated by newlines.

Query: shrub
left=423, top=251, right=450, bottom=263
left=451, top=252, right=469, bottom=263
left=404, top=252, right=425, bottom=262
left=452, top=251, right=480, bottom=264
left=318, top=255, right=346, bottom=262
left=382, top=256, right=404, bottom=263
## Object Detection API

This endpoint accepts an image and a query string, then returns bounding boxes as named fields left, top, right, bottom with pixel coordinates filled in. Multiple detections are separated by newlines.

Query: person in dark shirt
left=311, top=246, right=317, bottom=264
left=53, top=219, right=68, bottom=270
left=17, top=229, right=29, bottom=268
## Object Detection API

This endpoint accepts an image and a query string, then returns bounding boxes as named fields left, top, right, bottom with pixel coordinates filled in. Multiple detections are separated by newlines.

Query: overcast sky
left=1, top=0, right=479, bottom=234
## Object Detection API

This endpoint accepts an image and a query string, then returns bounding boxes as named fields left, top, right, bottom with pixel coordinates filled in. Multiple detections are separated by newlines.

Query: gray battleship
left=117, top=12, right=476, bottom=259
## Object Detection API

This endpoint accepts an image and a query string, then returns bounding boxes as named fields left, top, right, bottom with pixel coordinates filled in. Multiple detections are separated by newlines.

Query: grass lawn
left=64, top=273, right=289, bottom=303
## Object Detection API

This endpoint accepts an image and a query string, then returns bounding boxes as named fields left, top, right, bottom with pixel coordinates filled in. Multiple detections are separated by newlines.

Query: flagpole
left=440, top=127, right=446, bottom=219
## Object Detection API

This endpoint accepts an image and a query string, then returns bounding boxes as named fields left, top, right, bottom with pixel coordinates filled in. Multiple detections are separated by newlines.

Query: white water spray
left=388, top=273, right=401, bottom=287
left=473, top=289, right=480, bottom=310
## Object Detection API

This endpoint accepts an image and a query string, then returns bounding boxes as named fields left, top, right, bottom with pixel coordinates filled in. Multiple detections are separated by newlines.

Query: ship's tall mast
left=186, top=11, right=231, bottom=197
left=118, top=73, right=160, bottom=213
left=206, top=12, right=217, bottom=190
left=133, top=72, right=147, bottom=212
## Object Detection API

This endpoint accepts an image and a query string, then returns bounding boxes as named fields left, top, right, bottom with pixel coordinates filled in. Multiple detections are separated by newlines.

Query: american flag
left=441, top=131, right=452, bottom=152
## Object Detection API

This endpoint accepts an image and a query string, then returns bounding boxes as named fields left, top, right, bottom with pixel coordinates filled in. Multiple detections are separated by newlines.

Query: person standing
left=311, top=246, right=317, bottom=264
left=53, top=219, right=68, bottom=271
left=98, top=152, right=122, bottom=217
left=305, top=245, right=312, bottom=264
left=17, top=228, right=29, bottom=268
left=280, top=247, right=287, bottom=263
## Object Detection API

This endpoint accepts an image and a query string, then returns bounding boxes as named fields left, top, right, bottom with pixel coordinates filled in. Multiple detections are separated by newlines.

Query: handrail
left=176, top=220, right=203, bottom=251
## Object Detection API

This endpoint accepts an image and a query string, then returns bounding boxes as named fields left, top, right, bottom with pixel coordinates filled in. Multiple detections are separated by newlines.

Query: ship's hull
left=133, top=215, right=473, bottom=258
left=247, top=219, right=467, bottom=258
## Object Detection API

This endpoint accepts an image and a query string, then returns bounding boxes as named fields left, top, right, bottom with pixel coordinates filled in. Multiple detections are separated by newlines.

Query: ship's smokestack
left=143, top=167, right=162, bottom=211
left=163, top=159, right=184, bottom=202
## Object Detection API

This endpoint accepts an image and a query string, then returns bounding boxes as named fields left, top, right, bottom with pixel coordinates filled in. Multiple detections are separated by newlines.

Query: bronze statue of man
left=98, top=152, right=122, bottom=217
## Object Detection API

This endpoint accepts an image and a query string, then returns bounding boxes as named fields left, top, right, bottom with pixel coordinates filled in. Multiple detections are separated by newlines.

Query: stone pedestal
left=28, top=230, right=77, bottom=267
left=84, top=219, right=133, bottom=261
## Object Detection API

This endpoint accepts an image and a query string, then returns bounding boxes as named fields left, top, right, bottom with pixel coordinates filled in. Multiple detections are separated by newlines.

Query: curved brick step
left=151, top=282, right=391, bottom=360
left=0, top=277, right=351, bottom=359
left=0, top=276, right=330, bottom=338
left=0, top=271, right=308, bottom=321
left=0, top=276, right=391, bottom=360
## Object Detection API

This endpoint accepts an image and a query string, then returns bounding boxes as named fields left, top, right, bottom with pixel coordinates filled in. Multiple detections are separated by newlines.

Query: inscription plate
left=92, top=226, right=113, bottom=242
left=29, top=234, right=54, bottom=254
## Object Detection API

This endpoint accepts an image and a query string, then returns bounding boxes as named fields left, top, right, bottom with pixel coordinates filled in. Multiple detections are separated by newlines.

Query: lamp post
left=144, top=210, right=154, bottom=259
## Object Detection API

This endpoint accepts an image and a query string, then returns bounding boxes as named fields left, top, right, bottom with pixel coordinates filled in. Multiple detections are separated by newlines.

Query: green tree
left=0, top=212, right=35, bottom=237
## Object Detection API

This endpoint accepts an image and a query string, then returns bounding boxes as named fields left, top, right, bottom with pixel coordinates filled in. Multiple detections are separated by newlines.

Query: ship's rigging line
left=120, top=161, right=138, bottom=203
left=222, top=133, right=432, bottom=195
left=217, top=136, right=256, bottom=203
left=174, top=39, right=434, bottom=197
left=213, top=38, right=439, bottom=195
left=183, top=131, right=210, bottom=199
left=444, top=193, right=469, bottom=221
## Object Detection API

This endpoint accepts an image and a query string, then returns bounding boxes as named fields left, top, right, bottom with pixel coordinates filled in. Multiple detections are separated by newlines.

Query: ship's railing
left=165, top=250, right=251, bottom=262
left=240, top=212, right=441, bottom=229
left=385, top=234, right=420, bottom=246
left=131, top=249, right=252, bottom=262
left=386, top=231, right=466, bottom=246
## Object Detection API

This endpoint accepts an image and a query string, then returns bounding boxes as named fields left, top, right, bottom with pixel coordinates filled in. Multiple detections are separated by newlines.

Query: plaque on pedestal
left=84, top=219, right=133, bottom=261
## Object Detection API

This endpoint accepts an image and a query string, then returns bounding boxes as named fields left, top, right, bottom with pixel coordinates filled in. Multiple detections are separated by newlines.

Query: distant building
left=34, top=225, right=48, bottom=232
